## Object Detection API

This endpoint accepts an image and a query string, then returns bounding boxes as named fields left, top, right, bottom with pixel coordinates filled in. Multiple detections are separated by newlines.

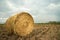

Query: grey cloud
left=0, top=0, right=11, bottom=12
left=51, top=0, right=60, bottom=4
left=0, top=0, right=60, bottom=23
left=9, top=0, right=24, bottom=7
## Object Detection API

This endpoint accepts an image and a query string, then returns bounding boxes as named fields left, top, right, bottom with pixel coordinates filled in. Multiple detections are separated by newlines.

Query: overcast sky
left=0, top=0, right=60, bottom=23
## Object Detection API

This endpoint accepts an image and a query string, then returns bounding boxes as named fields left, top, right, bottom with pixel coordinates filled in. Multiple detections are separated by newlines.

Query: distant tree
left=48, top=21, right=60, bottom=24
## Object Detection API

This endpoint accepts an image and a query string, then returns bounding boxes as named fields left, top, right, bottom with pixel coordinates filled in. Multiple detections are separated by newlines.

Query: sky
left=0, top=0, right=60, bottom=23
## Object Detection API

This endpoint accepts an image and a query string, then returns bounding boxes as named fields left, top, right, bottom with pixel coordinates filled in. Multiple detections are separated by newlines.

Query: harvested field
left=0, top=23, right=60, bottom=40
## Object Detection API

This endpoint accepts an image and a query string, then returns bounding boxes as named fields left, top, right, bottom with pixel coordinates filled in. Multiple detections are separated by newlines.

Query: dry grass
left=0, top=23, right=60, bottom=40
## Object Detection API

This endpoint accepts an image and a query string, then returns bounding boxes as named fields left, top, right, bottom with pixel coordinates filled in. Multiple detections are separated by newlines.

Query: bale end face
left=14, top=12, right=34, bottom=36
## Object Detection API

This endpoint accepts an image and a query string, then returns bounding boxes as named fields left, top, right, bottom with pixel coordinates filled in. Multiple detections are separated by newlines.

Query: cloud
left=10, top=0, right=24, bottom=6
left=6, top=0, right=16, bottom=10
left=47, top=3, right=60, bottom=10
left=0, top=18, right=8, bottom=23
left=0, top=0, right=60, bottom=23
left=0, top=0, right=10, bottom=12
left=51, top=0, right=60, bottom=4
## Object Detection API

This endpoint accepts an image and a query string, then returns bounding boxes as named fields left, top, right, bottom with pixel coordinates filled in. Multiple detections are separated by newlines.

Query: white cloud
left=0, top=18, right=8, bottom=19
left=0, top=18, right=8, bottom=23
left=47, top=3, right=60, bottom=10
left=6, top=0, right=18, bottom=11
left=18, top=6, right=31, bottom=12
left=0, top=0, right=60, bottom=23
left=6, top=0, right=31, bottom=12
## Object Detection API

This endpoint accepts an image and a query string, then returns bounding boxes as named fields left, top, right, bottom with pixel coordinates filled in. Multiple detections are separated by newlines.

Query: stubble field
left=0, top=23, right=60, bottom=40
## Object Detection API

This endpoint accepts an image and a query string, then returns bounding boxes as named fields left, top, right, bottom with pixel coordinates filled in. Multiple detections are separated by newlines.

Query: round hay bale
left=14, top=12, right=34, bottom=36
left=5, top=14, right=17, bottom=34
left=5, top=12, right=34, bottom=36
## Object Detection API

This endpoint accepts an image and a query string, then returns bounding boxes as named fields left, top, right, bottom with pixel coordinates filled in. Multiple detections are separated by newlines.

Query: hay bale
left=5, top=14, right=17, bottom=34
left=14, top=12, right=34, bottom=36
left=5, top=12, right=34, bottom=36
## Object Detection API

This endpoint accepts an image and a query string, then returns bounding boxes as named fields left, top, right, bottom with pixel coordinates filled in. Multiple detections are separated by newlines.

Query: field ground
left=0, top=23, right=60, bottom=40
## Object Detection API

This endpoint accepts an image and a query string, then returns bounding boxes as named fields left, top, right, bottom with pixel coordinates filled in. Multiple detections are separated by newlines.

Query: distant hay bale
left=5, top=12, right=34, bottom=36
